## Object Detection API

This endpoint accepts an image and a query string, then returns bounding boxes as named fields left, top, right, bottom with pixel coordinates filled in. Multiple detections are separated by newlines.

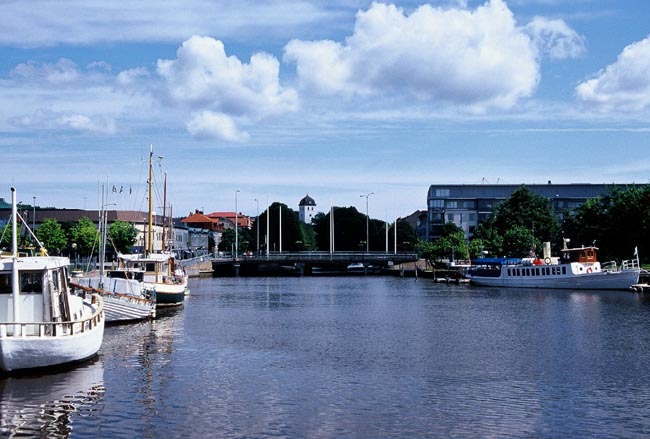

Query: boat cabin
left=561, top=246, right=598, bottom=263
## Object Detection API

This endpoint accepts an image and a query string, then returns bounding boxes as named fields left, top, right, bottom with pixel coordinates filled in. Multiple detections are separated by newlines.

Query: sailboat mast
left=99, top=184, right=106, bottom=286
left=11, top=187, right=20, bottom=329
left=162, top=171, right=167, bottom=253
left=147, top=145, right=154, bottom=256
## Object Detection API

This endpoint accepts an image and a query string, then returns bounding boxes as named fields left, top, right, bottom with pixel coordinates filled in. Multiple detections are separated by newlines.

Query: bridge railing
left=212, top=251, right=418, bottom=262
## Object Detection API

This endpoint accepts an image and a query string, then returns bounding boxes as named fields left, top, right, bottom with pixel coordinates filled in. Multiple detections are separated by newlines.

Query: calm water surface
left=3, top=276, right=650, bottom=438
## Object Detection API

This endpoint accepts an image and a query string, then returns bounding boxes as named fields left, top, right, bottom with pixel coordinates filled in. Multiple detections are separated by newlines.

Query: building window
left=469, top=213, right=477, bottom=222
left=446, top=201, right=458, bottom=208
left=463, top=201, right=476, bottom=209
left=430, top=199, right=444, bottom=208
left=435, top=189, right=449, bottom=197
left=447, top=214, right=454, bottom=222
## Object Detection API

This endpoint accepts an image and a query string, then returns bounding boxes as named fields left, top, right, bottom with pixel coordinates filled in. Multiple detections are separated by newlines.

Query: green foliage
left=502, top=225, right=541, bottom=258
left=494, top=186, right=558, bottom=243
left=72, top=217, right=99, bottom=256
left=108, top=220, right=138, bottom=254
left=564, top=185, right=650, bottom=261
left=471, top=186, right=557, bottom=257
left=217, top=228, right=236, bottom=253
left=0, top=224, right=10, bottom=250
left=388, top=219, right=418, bottom=252
left=419, top=222, right=467, bottom=262
left=467, top=238, right=486, bottom=259
left=471, top=217, right=503, bottom=256
left=35, top=218, right=67, bottom=255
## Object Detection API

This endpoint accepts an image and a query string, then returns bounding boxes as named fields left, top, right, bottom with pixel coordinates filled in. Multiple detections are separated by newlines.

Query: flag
left=119, top=185, right=123, bottom=193
left=112, top=185, right=116, bottom=193
left=634, top=246, right=638, bottom=256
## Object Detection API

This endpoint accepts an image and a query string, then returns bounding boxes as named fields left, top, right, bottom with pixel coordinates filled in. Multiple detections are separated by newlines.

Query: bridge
left=209, top=251, right=419, bottom=276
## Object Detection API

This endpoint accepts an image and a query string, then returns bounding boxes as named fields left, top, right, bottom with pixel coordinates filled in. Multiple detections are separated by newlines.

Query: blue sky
left=2, top=0, right=649, bottom=221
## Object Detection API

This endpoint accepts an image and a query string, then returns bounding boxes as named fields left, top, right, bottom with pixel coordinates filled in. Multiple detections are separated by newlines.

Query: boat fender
left=544, top=257, right=551, bottom=265
left=586, top=267, right=592, bottom=273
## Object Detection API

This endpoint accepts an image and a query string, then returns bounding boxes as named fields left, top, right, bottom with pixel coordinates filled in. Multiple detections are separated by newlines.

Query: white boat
left=70, top=184, right=155, bottom=323
left=0, top=187, right=104, bottom=373
left=114, top=252, right=187, bottom=307
left=466, top=242, right=640, bottom=290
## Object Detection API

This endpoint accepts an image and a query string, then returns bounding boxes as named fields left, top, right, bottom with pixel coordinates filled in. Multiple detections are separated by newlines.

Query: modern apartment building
left=426, top=182, right=644, bottom=241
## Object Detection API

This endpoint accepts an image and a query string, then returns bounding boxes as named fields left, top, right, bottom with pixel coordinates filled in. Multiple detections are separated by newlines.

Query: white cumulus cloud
left=156, top=35, right=298, bottom=140
left=186, top=111, right=250, bottom=142
left=156, top=35, right=297, bottom=116
left=576, top=36, right=650, bottom=111
left=284, top=0, right=544, bottom=111
left=524, top=16, right=586, bottom=60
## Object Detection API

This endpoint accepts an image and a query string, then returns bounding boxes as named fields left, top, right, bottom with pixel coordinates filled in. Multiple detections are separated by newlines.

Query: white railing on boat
left=622, top=259, right=640, bottom=271
left=0, top=294, right=104, bottom=338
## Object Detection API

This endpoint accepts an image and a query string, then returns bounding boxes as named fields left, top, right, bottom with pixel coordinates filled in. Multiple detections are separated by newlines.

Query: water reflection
left=0, top=359, right=104, bottom=438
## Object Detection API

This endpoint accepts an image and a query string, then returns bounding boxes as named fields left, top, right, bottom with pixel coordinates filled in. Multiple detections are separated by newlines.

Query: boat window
left=562, top=266, right=566, bottom=275
left=146, top=262, right=156, bottom=272
left=0, top=273, right=11, bottom=294
left=20, top=271, right=43, bottom=294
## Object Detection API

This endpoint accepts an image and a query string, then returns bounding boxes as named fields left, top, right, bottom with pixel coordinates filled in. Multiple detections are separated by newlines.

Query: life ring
left=586, top=267, right=592, bottom=273
left=544, top=257, right=551, bottom=265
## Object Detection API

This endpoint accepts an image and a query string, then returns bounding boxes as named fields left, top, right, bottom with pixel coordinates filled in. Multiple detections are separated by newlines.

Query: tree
left=0, top=223, right=11, bottom=250
left=35, top=218, right=67, bottom=255
left=253, top=202, right=313, bottom=252
left=502, top=225, right=541, bottom=258
left=471, top=186, right=558, bottom=257
left=72, top=217, right=99, bottom=257
left=494, top=186, right=558, bottom=245
left=387, top=219, right=418, bottom=252
left=564, top=185, right=650, bottom=261
left=109, top=220, right=138, bottom=254
left=418, top=222, right=467, bottom=263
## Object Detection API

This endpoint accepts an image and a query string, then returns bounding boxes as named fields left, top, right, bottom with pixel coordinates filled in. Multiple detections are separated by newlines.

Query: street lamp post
left=360, top=192, right=374, bottom=253
left=235, top=189, right=240, bottom=260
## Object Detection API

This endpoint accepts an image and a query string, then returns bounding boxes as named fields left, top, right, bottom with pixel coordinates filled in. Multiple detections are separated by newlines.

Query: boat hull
left=467, top=269, right=640, bottom=290
left=73, top=277, right=155, bottom=323
left=103, top=295, right=155, bottom=322
left=0, top=318, right=104, bottom=373
left=153, top=283, right=187, bottom=307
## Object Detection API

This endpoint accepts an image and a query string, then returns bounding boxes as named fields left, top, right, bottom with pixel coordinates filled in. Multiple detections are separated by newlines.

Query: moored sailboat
left=116, top=145, right=187, bottom=308
left=0, top=187, right=104, bottom=373
left=71, top=184, right=156, bottom=323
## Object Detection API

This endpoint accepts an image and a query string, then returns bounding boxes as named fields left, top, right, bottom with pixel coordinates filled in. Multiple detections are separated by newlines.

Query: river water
left=3, top=276, right=650, bottom=438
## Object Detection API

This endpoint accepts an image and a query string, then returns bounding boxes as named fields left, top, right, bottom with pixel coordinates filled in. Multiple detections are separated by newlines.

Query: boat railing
left=0, top=294, right=104, bottom=338
left=622, top=258, right=640, bottom=271
left=602, top=259, right=639, bottom=272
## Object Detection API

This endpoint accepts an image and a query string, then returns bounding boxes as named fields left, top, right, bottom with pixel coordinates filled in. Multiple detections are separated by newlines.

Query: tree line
left=1, top=216, right=138, bottom=258
left=418, top=185, right=647, bottom=265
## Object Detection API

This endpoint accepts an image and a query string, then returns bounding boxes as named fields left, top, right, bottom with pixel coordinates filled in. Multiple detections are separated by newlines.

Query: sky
left=1, top=0, right=650, bottom=221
